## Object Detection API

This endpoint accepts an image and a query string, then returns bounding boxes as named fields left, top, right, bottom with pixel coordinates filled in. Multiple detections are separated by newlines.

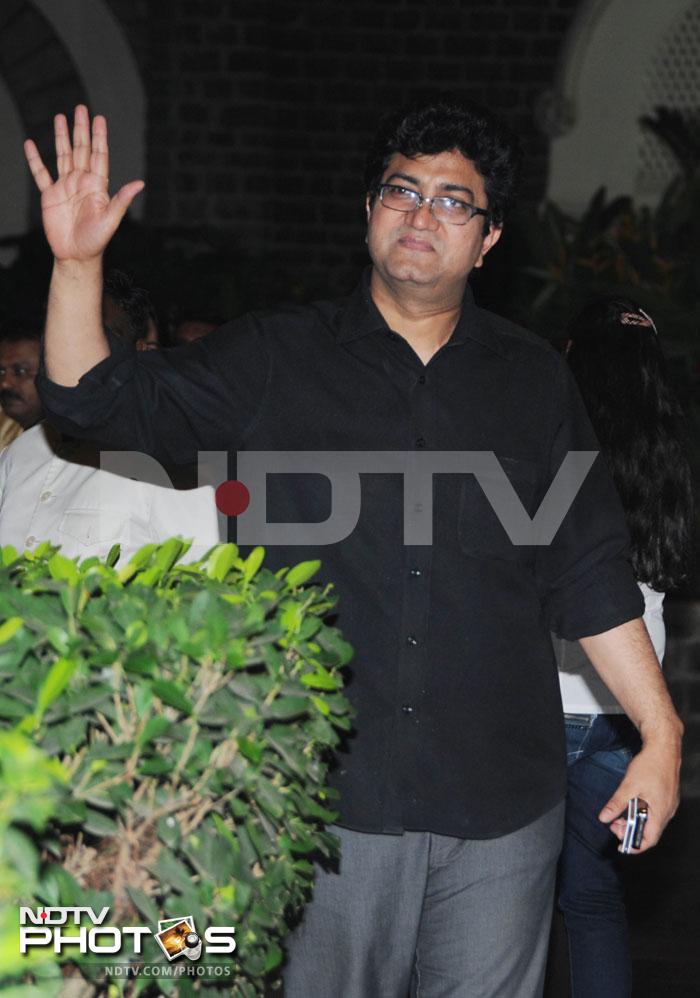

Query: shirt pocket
left=58, top=508, right=128, bottom=549
left=458, top=456, right=541, bottom=561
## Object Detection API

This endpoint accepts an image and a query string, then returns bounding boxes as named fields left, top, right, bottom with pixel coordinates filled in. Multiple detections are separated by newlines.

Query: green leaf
left=138, top=757, right=171, bottom=776
left=118, top=543, right=157, bottom=581
left=264, top=696, right=309, bottom=720
left=205, top=542, right=239, bottom=581
left=0, top=692, right=28, bottom=720
left=264, top=941, right=283, bottom=973
left=0, top=616, right=23, bottom=644
left=47, top=553, right=79, bottom=587
left=153, top=537, right=188, bottom=574
left=125, top=619, right=149, bottom=649
left=138, top=716, right=172, bottom=746
left=104, top=543, right=121, bottom=567
left=237, top=735, right=263, bottom=765
left=125, top=885, right=160, bottom=925
left=4, top=827, right=39, bottom=883
left=1, top=544, right=19, bottom=566
left=280, top=601, right=304, bottom=633
left=36, top=657, right=79, bottom=719
left=123, top=651, right=156, bottom=677
left=147, top=851, right=195, bottom=893
left=242, top=545, right=265, bottom=582
left=300, top=666, right=338, bottom=691
left=285, top=560, right=321, bottom=588
left=150, top=679, right=193, bottom=715
left=134, top=684, right=153, bottom=719
left=83, top=808, right=120, bottom=837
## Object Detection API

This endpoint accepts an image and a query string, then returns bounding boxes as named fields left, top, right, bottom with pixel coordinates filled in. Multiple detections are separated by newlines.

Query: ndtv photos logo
left=19, top=906, right=236, bottom=960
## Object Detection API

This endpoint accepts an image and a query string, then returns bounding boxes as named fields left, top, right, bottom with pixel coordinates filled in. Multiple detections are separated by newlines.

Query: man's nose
left=0, top=371, right=15, bottom=391
left=407, top=199, right=439, bottom=230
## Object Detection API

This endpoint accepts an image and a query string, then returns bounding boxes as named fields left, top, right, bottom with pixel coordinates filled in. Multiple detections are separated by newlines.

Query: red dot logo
left=215, top=480, right=250, bottom=516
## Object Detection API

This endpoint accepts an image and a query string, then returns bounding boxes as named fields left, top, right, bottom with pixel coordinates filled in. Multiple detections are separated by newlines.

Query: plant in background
left=0, top=539, right=353, bottom=996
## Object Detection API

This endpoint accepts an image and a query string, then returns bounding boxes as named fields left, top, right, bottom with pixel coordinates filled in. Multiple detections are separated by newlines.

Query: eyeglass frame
left=375, top=183, right=492, bottom=227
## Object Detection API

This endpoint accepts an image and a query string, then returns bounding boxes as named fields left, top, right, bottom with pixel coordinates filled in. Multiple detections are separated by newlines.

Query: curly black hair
left=566, top=297, right=694, bottom=591
left=364, top=95, right=523, bottom=229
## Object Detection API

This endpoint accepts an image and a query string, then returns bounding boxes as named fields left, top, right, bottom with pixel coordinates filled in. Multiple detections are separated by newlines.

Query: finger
left=54, top=113, right=73, bottom=177
left=608, top=816, right=627, bottom=841
left=90, top=114, right=109, bottom=180
left=599, top=788, right=627, bottom=825
left=108, top=180, right=145, bottom=226
left=72, top=104, right=91, bottom=172
left=23, top=139, right=54, bottom=192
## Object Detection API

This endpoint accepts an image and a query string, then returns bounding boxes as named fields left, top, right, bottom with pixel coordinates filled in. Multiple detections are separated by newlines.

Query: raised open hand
left=24, top=104, right=144, bottom=262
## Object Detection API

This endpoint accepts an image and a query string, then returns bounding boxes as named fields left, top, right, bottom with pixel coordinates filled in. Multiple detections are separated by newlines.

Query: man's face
left=0, top=339, right=42, bottom=429
left=366, top=149, right=502, bottom=300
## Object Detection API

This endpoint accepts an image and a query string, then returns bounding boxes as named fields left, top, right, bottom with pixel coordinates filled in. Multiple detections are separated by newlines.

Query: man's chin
left=1, top=404, right=32, bottom=427
left=383, top=261, right=440, bottom=286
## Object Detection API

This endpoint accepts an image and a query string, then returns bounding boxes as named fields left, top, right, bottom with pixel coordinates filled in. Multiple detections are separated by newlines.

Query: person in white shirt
left=553, top=299, right=693, bottom=998
left=0, top=273, right=220, bottom=562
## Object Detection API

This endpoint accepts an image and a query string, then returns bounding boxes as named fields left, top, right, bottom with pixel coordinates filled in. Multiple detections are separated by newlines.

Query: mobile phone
left=620, top=796, right=648, bottom=853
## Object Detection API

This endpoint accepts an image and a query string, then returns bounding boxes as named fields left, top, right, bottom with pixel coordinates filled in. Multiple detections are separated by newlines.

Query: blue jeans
left=558, top=713, right=641, bottom=998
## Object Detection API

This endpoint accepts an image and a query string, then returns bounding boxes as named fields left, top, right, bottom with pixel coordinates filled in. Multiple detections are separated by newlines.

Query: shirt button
left=410, top=568, right=422, bottom=577
left=26, top=536, right=36, bottom=547
left=406, top=635, right=419, bottom=646
left=40, top=491, right=52, bottom=502
left=401, top=704, right=414, bottom=714
left=415, top=437, right=426, bottom=448
left=418, top=375, right=426, bottom=385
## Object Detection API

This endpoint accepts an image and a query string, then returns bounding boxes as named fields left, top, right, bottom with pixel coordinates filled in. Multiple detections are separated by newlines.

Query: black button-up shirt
left=37, top=271, right=643, bottom=838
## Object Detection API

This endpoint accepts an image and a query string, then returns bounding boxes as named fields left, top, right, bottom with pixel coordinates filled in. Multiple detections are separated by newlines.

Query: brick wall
left=106, top=0, right=582, bottom=295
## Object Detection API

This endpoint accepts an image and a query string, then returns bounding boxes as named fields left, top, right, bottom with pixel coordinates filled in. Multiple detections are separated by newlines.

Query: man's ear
left=365, top=194, right=372, bottom=222
left=473, top=223, right=503, bottom=269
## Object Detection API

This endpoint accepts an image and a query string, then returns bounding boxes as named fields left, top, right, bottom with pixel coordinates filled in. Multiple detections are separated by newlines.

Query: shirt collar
left=336, top=267, right=509, bottom=358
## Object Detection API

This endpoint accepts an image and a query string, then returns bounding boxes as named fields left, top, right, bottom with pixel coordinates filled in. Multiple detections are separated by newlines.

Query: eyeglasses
left=377, top=184, right=491, bottom=226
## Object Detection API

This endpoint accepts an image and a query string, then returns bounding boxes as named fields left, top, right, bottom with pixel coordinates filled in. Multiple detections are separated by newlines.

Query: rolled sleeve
left=537, top=361, right=644, bottom=640
left=36, top=327, right=134, bottom=433
left=36, top=317, right=270, bottom=466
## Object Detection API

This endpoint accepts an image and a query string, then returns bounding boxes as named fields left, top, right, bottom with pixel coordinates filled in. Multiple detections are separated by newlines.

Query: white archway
left=1, top=0, right=147, bottom=249
left=33, top=0, right=146, bottom=218
left=546, top=0, right=699, bottom=213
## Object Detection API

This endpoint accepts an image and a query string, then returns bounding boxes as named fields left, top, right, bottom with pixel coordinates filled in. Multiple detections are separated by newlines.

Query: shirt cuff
left=36, top=327, right=132, bottom=430
left=547, top=558, right=645, bottom=641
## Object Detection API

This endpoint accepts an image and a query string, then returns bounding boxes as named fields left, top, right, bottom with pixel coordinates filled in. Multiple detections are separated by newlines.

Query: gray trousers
left=283, top=801, right=564, bottom=998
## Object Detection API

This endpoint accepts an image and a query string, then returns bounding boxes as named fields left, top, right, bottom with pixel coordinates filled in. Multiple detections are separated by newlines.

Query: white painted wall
left=547, top=0, right=697, bottom=213
left=1, top=0, right=146, bottom=249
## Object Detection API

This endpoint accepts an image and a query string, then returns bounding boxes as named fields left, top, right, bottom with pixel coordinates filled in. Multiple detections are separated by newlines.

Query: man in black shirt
left=26, top=99, right=682, bottom=996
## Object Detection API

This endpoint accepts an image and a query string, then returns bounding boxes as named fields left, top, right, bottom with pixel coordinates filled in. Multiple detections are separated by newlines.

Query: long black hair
left=566, top=297, right=693, bottom=591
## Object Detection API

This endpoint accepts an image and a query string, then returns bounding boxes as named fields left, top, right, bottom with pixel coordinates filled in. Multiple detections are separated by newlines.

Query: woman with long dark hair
left=554, top=297, right=693, bottom=997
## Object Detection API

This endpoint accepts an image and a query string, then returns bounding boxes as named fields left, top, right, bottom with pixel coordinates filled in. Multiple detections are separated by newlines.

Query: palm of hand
left=42, top=169, right=113, bottom=262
